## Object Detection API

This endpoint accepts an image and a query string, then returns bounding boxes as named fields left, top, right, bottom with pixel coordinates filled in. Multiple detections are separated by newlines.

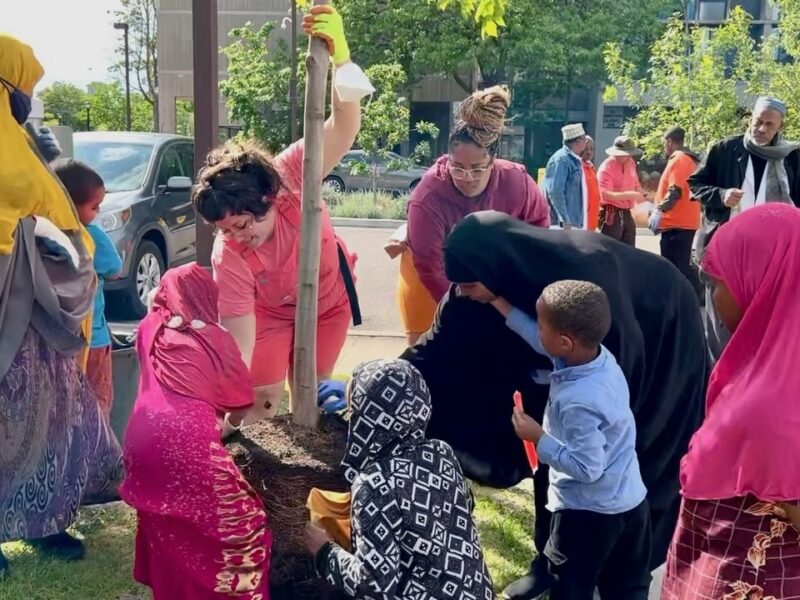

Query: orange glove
left=302, top=5, right=350, bottom=65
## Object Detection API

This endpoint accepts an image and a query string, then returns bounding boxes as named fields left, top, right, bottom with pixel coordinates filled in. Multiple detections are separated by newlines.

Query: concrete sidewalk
left=333, top=331, right=408, bottom=375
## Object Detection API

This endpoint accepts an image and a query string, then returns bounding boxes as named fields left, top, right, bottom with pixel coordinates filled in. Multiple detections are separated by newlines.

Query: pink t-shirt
left=597, top=156, right=642, bottom=210
left=212, top=141, right=347, bottom=318
left=407, top=156, right=551, bottom=301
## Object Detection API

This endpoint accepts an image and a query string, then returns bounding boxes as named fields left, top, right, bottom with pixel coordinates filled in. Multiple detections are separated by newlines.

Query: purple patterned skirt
left=0, top=328, right=123, bottom=542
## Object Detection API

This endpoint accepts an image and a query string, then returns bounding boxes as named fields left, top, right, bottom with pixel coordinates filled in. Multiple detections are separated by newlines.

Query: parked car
left=324, top=150, right=428, bottom=194
left=74, top=132, right=197, bottom=319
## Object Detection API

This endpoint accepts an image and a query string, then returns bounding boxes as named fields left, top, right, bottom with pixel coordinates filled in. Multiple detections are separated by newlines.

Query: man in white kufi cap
left=542, top=123, right=589, bottom=229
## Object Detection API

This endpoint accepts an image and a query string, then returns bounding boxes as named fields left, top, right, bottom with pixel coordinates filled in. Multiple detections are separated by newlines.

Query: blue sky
left=4, top=0, right=124, bottom=92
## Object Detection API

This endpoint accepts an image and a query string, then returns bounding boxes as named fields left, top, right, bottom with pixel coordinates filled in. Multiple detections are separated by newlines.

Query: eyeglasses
left=448, top=159, right=493, bottom=182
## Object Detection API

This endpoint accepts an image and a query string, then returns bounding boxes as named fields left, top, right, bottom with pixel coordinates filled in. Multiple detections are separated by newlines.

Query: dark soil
left=226, top=414, right=350, bottom=598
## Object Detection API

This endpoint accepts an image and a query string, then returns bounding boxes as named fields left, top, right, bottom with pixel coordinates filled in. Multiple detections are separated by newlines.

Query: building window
left=749, top=24, right=765, bottom=45
left=698, top=0, right=727, bottom=21
left=685, top=0, right=698, bottom=20
left=730, top=0, right=762, bottom=18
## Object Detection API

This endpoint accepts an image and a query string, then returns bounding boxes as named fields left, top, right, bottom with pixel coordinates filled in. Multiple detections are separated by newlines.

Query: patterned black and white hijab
left=342, top=358, right=431, bottom=483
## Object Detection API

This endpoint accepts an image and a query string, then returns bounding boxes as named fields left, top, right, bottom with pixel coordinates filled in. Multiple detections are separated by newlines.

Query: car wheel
left=120, top=240, right=165, bottom=320
left=324, top=176, right=346, bottom=193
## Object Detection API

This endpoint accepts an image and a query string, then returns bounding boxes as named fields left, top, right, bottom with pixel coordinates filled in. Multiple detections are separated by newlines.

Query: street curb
left=332, top=217, right=405, bottom=229
left=332, top=217, right=654, bottom=236
left=348, top=329, right=406, bottom=338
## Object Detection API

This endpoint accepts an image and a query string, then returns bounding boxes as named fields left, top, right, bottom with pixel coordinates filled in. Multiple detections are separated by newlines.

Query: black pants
left=660, top=229, right=702, bottom=300
left=545, top=501, right=652, bottom=600
left=599, top=206, right=636, bottom=247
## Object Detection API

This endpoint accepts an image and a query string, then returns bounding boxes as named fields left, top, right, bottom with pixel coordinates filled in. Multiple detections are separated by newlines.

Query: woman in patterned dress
left=120, top=264, right=272, bottom=599
left=306, top=359, right=495, bottom=599
left=0, top=33, right=122, bottom=578
left=662, top=204, right=800, bottom=599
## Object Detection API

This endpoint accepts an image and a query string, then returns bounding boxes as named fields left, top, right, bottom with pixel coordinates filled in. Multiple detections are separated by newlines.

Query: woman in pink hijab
left=120, top=263, right=272, bottom=599
left=662, top=204, right=800, bottom=599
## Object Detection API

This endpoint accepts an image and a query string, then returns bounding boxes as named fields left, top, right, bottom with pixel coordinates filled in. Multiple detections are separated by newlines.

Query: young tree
left=112, top=0, right=159, bottom=130
left=39, top=82, right=88, bottom=131
left=220, top=21, right=306, bottom=151
left=349, top=63, right=439, bottom=199
left=605, top=4, right=800, bottom=157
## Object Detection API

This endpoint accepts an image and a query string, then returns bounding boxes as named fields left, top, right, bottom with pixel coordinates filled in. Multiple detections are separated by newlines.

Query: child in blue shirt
left=492, top=280, right=650, bottom=600
left=55, top=159, right=122, bottom=420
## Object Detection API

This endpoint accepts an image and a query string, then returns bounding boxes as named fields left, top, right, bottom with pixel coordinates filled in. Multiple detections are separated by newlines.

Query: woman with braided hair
left=393, top=86, right=551, bottom=345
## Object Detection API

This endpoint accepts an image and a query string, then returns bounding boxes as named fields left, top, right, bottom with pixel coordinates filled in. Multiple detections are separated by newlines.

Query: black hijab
left=401, top=211, right=707, bottom=563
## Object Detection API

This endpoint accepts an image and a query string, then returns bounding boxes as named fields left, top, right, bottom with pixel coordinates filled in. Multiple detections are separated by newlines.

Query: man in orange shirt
left=581, top=136, right=601, bottom=230
left=649, top=127, right=702, bottom=298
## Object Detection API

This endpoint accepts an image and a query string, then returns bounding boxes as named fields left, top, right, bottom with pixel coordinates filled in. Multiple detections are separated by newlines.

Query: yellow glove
left=302, top=5, right=350, bottom=65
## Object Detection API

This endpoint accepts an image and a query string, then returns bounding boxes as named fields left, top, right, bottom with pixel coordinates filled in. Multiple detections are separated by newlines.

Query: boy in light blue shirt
left=492, top=280, right=650, bottom=600
left=56, top=159, right=122, bottom=420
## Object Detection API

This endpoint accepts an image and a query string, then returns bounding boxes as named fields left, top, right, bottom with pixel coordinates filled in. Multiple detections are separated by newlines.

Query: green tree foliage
left=87, top=81, right=152, bottom=132
left=296, top=0, right=507, bottom=38
left=337, top=0, right=677, bottom=128
left=175, top=99, right=195, bottom=137
left=39, top=82, right=88, bottom=130
left=605, top=2, right=800, bottom=157
left=39, top=81, right=152, bottom=132
left=220, top=21, right=306, bottom=152
left=349, top=63, right=439, bottom=197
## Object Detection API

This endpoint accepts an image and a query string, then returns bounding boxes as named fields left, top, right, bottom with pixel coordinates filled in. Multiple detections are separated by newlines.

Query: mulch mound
left=226, top=414, right=350, bottom=599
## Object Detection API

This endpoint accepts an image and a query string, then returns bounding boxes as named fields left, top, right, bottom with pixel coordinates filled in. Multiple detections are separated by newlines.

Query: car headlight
left=96, top=208, right=131, bottom=233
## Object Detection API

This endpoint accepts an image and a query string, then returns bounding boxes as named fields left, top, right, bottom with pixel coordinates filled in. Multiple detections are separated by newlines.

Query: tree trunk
left=292, top=0, right=330, bottom=429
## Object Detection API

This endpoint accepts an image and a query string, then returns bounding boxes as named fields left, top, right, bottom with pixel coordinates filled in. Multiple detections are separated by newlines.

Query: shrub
left=327, top=191, right=409, bottom=220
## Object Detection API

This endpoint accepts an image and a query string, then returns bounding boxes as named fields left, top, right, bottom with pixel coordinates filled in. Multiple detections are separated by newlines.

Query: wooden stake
left=292, top=0, right=330, bottom=428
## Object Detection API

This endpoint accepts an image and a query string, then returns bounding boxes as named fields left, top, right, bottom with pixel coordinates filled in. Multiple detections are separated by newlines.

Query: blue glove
left=318, top=379, right=346, bottom=401
left=317, top=379, right=347, bottom=414
left=36, top=126, right=62, bottom=162
left=648, top=208, right=662, bottom=234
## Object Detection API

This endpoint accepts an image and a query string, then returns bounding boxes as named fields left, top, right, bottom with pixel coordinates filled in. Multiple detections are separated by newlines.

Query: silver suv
left=74, top=132, right=197, bottom=319
left=324, top=150, right=428, bottom=193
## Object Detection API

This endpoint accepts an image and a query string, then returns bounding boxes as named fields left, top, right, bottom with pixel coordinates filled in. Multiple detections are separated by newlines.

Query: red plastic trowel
left=514, top=391, right=539, bottom=472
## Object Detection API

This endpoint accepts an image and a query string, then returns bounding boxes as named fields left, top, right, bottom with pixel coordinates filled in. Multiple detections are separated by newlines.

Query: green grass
left=2, top=379, right=536, bottom=598
left=0, top=503, right=147, bottom=600
left=473, top=482, right=537, bottom=590
left=1, top=484, right=536, bottom=598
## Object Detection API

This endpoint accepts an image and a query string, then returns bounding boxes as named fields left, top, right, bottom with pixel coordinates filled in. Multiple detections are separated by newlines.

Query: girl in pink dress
left=120, top=263, right=272, bottom=599
left=662, top=204, right=800, bottom=599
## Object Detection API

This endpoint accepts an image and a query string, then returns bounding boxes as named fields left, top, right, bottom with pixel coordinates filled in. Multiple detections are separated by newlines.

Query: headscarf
left=342, top=359, right=431, bottom=483
left=0, top=33, right=89, bottom=255
left=144, top=263, right=253, bottom=413
left=0, top=33, right=95, bottom=373
left=403, top=211, right=707, bottom=566
left=681, top=204, right=800, bottom=501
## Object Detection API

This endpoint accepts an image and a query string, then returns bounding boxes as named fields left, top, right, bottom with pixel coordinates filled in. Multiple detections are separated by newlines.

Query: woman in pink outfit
left=662, top=204, right=800, bottom=599
left=120, top=263, right=271, bottom=599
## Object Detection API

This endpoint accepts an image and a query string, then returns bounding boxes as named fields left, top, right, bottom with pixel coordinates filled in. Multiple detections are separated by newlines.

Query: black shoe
left=0, top=547, right=9, bottom=580
left=29, top=532, right=86, bottom=561
left=500, top=557, right=555, bottom=600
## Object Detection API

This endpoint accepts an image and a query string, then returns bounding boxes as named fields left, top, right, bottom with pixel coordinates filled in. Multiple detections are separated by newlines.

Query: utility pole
left=192, top=0, right=219, bottom=267
left=114, top=22, right=132, bottom=131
